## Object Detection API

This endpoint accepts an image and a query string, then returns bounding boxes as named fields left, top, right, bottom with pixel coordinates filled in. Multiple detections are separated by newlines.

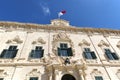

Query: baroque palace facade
left=0, top=19, right=119, bottom=80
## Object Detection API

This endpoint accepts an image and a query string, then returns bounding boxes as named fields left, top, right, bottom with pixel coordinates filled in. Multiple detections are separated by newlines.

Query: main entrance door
left=61, top=74, right=76, bottom=80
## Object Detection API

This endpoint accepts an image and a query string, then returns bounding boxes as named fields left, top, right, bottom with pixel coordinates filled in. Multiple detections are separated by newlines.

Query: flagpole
left=58, top=13, right=61, bottom=19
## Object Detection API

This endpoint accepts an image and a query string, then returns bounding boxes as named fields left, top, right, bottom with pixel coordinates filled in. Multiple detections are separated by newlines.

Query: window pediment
left=116, top=69, right=120, bottom=79
left=6, top=35, right=23, bottom=44
left=0, top=70, right=8, bottom=77
left=117, top=41, right=120, bottom=48
left=26, top=69, right=41, bottom=77
left=91, top=69, right=102, bottom=75
left=98, top=40, right=109, bottom=47
left=79, top=39, right=90, bottom=46
left=53, top=32, right=71, bottom=41
left=51, top=19, right=69, bottom=26
left=32, top=37, right=46, bottom=44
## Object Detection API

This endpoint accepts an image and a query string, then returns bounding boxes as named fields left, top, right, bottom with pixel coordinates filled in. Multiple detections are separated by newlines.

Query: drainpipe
left=88, top=34, right=112, bottom=80
left=11, top=65, right=16, bottom=80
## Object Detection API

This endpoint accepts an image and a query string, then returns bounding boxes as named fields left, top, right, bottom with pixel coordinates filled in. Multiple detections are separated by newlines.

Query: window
left=0, top=46, right=18, bottom=58
left=95, top=76, right=103, bottom=80
left=0, top=78, right=3, bottom=80
left=60, top=43, right=68, bottom=49
left=30, top=46, right=44, bottom=58
left=104, top=49, right=119, bottom=60
left=84, top=48, right=91, bottom=52
left=29, top=77, right=38, bottom=80
left=83, top=48, right=97, bottom=59
left=58, top=43, right=73, bottom=56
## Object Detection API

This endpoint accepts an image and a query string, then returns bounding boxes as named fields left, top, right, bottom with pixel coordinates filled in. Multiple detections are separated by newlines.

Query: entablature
left=0, top=20, right=120, bottom=36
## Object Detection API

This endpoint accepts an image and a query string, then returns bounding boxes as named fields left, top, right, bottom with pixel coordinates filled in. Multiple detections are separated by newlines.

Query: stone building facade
left=0, top=19, right=119, bottom=80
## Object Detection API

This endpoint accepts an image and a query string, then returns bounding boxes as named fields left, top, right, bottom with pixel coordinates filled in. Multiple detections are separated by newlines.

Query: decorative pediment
left=26, top=69, right=41, bottom=76
left=117, top=41, right=120, bottom=48
left=98, top=40, right=109, bottom=47
left=53, top=32, right=71, bottom=41
left=91, top=69, right=102, bottom=75
left=32, top=37, right=46, bottom=44
left=79, top=39, right=90, bottom=46
left=0, top=70, right=8, bottom=77
left=52, top=32, right=74, bottom=56
left=51, top=19, right=70, bottom=26
left=116, top=69, right=120, bottom=79
left=6, top=35, right=23, bottom=44
left=117, top=69, right=120, bottom=73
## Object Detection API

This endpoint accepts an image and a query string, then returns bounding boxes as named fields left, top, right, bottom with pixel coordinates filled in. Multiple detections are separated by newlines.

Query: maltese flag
left=58, top=10, right=66, bottom=18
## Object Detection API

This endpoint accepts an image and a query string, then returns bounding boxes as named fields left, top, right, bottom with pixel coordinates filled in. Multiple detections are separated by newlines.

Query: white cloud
left=40, top=3, right=50, bottom=16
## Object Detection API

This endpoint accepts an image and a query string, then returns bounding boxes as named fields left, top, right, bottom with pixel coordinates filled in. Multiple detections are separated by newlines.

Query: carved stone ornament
left=0, top=70, right=8, bottom=77
left=98, top=40, right=109, bottom=47
left=25, top=69, right=41, bottom=80
left=26, top=69, right=41, bottom=76
left=6, top=35, right=23, bottom=44
left=116, top=41, right=120, bottom=48
left=117, top=69, right=120, bottom=73
left=51, top=19, right=69, bottom=26
left=116, top=69, right=120, bottom=79
left=91, top=69, right=102, bottom=75
left=79, top=39, right=90, bottom=46
left=52, top=32, right=74, bottom=55
left=53, top=32, right=71, bottom=41
left=32, top=37, right=46, bottom=44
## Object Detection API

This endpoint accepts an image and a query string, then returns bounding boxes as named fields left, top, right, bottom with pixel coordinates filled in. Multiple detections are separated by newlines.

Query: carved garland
left=52, top=32, right=74, bottom=56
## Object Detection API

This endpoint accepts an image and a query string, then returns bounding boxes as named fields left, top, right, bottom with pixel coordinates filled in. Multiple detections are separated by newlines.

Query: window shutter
left=30, top=77, right=38, bottom=80
left=58, top=48, right=61, bottom=56
left=30, top=50, right=35, bottom=58
left=112, top=53, right=119, bottom=60
left=95, top=76, right=103, bottom=80
left=41, top=49, right=44, bottom=58
left=0, top=49, right=7, bottom=58
left=83, top=52, right=88, bottom=59
left=91, top=51, right=97, bottom=59
left=0, top=78, right=4, bottom=80
left=84, top=48, right=90, bottom=52
left=35, top=46, right=42, bottom=50
left=11, top=49, right=18, bottom=58
left=104, top=49, right=111, bottom=53
left=105, top=52, right=114, bottom=60
left=8, top=46, right=17, bottom=50
left=67, top=48, right=73, bottom=56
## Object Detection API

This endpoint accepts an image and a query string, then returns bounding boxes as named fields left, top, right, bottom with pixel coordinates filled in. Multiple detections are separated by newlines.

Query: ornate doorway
left=61, top=74, right=76, bottom=80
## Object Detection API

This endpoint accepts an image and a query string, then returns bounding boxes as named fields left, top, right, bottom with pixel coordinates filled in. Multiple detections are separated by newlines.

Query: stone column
left=48, top=73, right=52, bottom=80
left=79, top=70, right=85, bottom=80
left=54, top=70, right=59, bottom=80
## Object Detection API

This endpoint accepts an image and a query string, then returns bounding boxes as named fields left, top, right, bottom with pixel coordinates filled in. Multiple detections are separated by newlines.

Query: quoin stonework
left=0, top=19, right=119, bottom=80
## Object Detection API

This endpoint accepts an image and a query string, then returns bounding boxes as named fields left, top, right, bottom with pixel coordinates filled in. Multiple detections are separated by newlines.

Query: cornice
left=0, top=62, right=119, bottom=67
left=0, top=21, right=120, bottom=35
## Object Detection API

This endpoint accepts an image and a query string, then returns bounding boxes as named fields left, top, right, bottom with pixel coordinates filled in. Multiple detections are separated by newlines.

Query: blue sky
left=0, top=0, right=120, bottom=29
